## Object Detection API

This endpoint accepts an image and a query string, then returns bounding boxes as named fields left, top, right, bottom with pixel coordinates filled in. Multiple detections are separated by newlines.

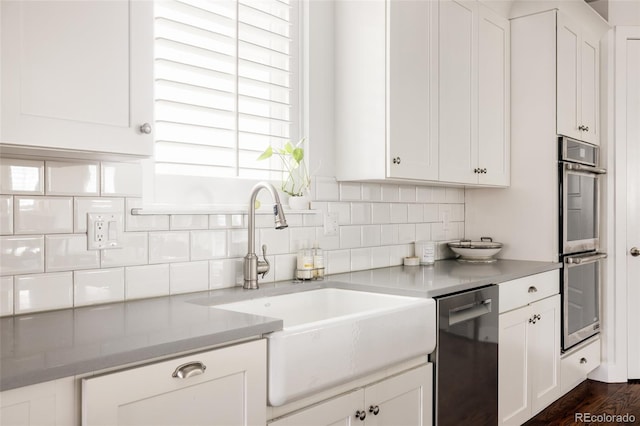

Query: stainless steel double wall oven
left=559, top=136, right=607, bottom=351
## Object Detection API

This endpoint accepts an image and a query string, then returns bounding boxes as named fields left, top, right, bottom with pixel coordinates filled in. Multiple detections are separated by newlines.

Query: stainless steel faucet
left=244, top=182, right=288, bottom=289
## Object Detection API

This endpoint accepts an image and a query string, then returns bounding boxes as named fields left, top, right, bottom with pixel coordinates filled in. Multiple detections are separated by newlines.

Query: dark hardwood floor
left=525, top=380, right=640, bottom=425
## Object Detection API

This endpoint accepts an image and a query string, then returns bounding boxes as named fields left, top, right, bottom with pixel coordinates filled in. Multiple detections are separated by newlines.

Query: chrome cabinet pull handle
left=172, top=361, right=206, bottom=379
left=528, top=286, right=537, bottom=293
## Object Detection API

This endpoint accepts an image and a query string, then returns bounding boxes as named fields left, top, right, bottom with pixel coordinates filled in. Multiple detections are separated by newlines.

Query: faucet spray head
left=274, top=203, right=288, bottom=229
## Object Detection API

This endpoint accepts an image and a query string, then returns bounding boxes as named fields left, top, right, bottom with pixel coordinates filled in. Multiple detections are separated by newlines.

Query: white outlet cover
left=323, top=212, right=339, bottom=237
left=87, top=212, right=123, bottom=250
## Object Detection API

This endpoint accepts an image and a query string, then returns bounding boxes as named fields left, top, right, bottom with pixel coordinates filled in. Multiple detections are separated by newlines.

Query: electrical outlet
left=87, top=213, right=123, bottom=250
left=323, top=212, right=339, bottom=237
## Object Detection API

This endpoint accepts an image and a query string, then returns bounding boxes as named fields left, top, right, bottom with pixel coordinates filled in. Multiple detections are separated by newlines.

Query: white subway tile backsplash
left=74, top=268, right=125, bottom=306
left=45, top=235, right=100, bottom=272
left=350, top=248, right=372, bottom=271
left=416, top=187, right=433, bottom=203
left=423, top=204, right=439, bottom=222
left=125, top=264, right=170, bottom=299
left=340, top=182, right=361, bottom=201
left=274, top=254, right=296, bottom=282
left=101, top=232, right=148, bottom=267
left=399, top=186, right=416, bottom=203
left=191, top=230, right=227, bottom=260
left=259, top=255, right=276, bottom=284
left=431, top=222, right=447, bottom=241
left=0, top=158, right=44, bottom=195
left=415, top=224, right=431, bottom=241
left=314, top=177, right=340, bottom=201
left=74, top=197, right=125, bottom=233
left=303, top=211, right=322, bottom=227
left=209, top=214, right=229, bottom=228
left=371, top=246, right=391, bottom=269
left=380, top=224, right=398, bottom=245
left=259, top=228, right=290, bottom=255
left=371, top=204, right=391, bottom=224
left=125, top=198, right=169, bottom=231
left=340, top=226, right=361, bottom=249
left=452, top=204, right=465, bottom=222
left=381, top=184, right=400, bottom=202
left=227, top=229, right=248, bottom=257
left=14, top=197, right=73, bottom=234
left=432, top=187, right=447, bottom=203
left=0, top=276, right=13, bottom=316
left=45, top=161, right=99, bottom=195
left=170, top=215, right=208, bottom=230
left=390, top=204, right=408, bottom=224
left=361, top=225, right=381, bottom=247
left=446, top=187, right=465, bottom=203
left=351, top=203, right=371, bottom=224
left=149, top=232, right=190, bottom=264
left=0, top=195, right=13, bottom=235
left=169, top=261, right=209, bottom=294
left=398, top=224, right=416, bottom=243
left=0, top=236, right=44, bottom=276
left=284, top=214, right=303, bottom=227
left=14, top=272, right=73, bottom=314
left=101, top=162, right=143, bottom=196
left=314, top=229, right=340, bottom=251
left=361, top=183, right=381, bottom=202
left=407, top=204, right=424, bottom=223
left=209, top=258, right=242, bottom=289
left=327, top=249, right=350, bottom=274
left=289, top=227, right=316, bottom=252
left=390, top=244, right=412, bottom=266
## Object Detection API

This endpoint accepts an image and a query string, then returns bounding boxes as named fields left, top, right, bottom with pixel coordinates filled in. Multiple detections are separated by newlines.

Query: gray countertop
left=0, top=259, right=560, bottom=391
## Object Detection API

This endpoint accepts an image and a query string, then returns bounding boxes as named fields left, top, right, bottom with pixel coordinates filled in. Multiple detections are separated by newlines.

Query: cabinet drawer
left=499, top=271, right=559, bottom=313
left=82, top=339, right=266, bottom=426
left=561, top=338, right=600, bottom=394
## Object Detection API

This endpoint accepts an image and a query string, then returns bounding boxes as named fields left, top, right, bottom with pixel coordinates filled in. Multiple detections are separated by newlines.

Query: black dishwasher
left=433, top=285, right=499, bottom=425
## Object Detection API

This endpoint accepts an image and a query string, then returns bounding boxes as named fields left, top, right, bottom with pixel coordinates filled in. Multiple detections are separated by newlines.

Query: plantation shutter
left=154, top=0, right=295, bottom=179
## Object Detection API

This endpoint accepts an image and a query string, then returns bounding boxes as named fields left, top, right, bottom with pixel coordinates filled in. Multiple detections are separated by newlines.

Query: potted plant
left=257, top=138, right=311, bottom=210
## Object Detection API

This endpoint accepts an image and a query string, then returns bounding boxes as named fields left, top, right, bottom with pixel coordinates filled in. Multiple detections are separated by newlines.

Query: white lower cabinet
left=270, top=364, right=432, bottom=426
left=498, top=294, right=561, bottom=426
left=82, top=339, right=266, bottom=426
left=0, top=377, right=77, bottom=426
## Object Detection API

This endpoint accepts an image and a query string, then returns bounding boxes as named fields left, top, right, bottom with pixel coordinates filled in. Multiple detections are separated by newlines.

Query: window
left=151, top=0, right=299, bottom=206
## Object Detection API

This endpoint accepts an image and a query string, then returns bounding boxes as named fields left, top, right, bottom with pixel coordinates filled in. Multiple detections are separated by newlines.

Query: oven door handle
left=565, top=252, right=608, bottom=265
left=565, top=163, right=607, bottom=174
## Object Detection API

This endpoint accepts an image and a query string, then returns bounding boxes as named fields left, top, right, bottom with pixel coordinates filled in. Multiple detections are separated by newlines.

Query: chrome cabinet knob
left=474, top=168, right=479, bottom=173
left=355, top=410, right=366, bottom=421
left=580, top=357, right=588, bottom=364
left=369, top=405, right=380, bottom=415
left=631, top=247, right=640, bottom=257
left=578, top=125, right=590, bottom=132
left=392, top=157, right=401, bottom=165
left=140, top=123, right=152, bottom=134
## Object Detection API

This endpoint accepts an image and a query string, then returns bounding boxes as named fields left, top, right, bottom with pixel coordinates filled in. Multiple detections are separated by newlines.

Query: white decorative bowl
left=448, top=238, right=503, bottom=263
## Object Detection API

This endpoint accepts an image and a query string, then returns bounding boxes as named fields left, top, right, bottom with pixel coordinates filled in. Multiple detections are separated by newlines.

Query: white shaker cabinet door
left=1, top=0, right=153, bottom=157
left=438, top=0, right=478, bottom=185
left=477, top=4, right=510, bottom=186
left=82, top=340, right=267, bottom=426
left=387, top=0, right=438, bottom=181
left=579, top=31, right=600, bottom=145
left=557, top=13, right=581, bottom=141
left=269, top=389, right=363, bottom=426
left=0, top=378, right=76, bottom=426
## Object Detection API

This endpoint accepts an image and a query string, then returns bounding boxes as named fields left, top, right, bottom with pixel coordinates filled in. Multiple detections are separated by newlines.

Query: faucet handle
left=258, top=244, right=270, bottom=278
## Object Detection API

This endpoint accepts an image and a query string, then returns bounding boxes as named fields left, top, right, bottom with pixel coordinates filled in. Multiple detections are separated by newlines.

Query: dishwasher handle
left=448, top=299, right=493, bottom=326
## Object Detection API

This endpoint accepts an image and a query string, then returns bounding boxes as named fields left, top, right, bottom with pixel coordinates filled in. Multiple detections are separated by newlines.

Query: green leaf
left=284, top=142, right=294, bottom=154
left=256, top=146, right=273, bottom=161
left=292, top=147, right=304, bottom=163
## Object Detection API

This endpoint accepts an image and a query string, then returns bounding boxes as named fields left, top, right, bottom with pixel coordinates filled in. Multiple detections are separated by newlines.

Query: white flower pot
left=288, top=195, right=310, bottom=210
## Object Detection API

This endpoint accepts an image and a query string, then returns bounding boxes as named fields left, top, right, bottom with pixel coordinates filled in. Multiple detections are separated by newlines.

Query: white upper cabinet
left=1, top=0, right=154, bottom=158
left=439, top=0, right=510, bottom=186
left=557, top=12, right=600, bottom=145
left=335, top=0, right=438, bottom=183
left=336, top=0, right=509, bottom=186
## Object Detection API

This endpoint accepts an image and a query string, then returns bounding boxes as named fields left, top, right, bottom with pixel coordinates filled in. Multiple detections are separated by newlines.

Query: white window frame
left=142, top=0, right=304, bottom=211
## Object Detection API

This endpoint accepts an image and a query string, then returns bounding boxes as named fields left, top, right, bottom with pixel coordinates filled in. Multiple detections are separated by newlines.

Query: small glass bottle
left=313, top=242, right=324, bottom=278
left=297, top=248, right=314, bottom=279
